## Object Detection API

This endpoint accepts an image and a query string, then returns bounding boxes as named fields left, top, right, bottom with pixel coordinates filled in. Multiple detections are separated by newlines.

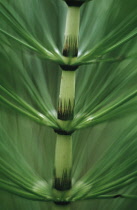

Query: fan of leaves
left=0, top=0, right=137, bottom=209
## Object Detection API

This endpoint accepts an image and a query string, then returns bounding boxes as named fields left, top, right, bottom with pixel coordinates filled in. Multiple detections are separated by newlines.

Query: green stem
left=58, top=70, right=76, bottom=120
left=63, top=6, right=80, bottom=57
left=54, top=134, right=72, bottom=191
left=53, top=5, right=81, bottom=204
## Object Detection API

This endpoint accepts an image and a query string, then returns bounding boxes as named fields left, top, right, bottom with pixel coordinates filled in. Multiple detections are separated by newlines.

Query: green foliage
left=0, top=0, right=137, bottom=209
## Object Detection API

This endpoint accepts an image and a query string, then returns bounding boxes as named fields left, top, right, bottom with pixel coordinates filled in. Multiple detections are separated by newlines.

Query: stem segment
left=58, top=70, right=75, bottom=120
left=63, top=6, right=80, bottom=57
left=54, top=134, right=72, bottom=191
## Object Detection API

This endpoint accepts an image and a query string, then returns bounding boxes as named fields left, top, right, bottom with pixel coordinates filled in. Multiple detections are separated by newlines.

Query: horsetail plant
left=0, top=0, right=137, bottom=210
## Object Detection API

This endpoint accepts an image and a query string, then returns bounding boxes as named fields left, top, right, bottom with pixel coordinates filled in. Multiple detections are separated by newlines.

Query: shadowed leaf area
left=0, top=0, right=137, bottom=209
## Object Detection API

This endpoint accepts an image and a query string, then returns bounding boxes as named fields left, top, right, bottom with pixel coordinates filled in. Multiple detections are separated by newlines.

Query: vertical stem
left=63, top=6, right=80, bottom=57
left=54, top=134, right=72, bottom=190
left=53, top=5, right=81, bottom=203
left=58, top=70, right=75, bottom=120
